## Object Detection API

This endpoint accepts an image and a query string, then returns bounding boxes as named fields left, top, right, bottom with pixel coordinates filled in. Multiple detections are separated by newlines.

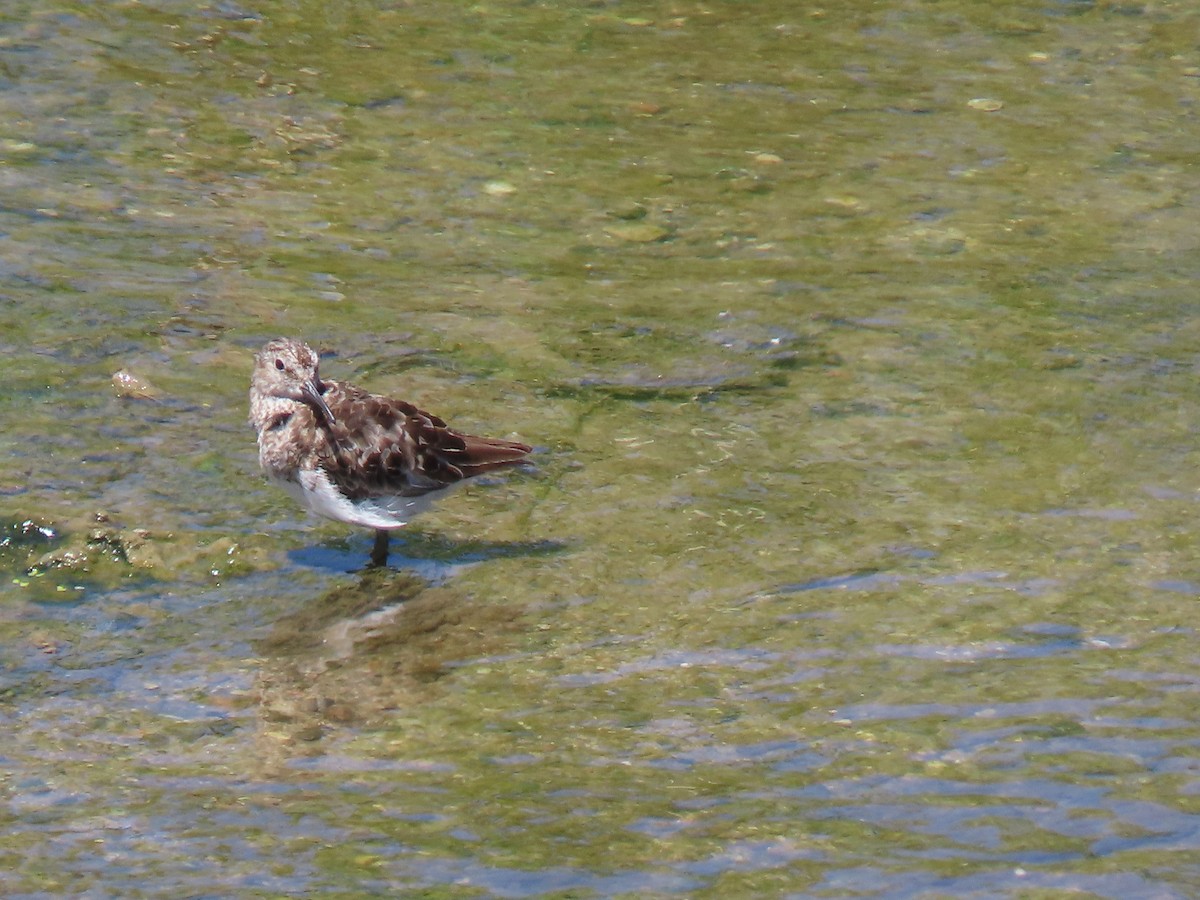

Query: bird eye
left=274, top=359, right=285, bottom=371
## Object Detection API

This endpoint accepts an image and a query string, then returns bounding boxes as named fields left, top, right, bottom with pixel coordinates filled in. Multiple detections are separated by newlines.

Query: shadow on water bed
left=287, top=532, right=568, bottom=580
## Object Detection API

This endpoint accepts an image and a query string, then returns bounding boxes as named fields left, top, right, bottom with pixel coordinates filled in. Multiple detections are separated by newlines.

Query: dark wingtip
left=449, top=435, right=533, bottom=473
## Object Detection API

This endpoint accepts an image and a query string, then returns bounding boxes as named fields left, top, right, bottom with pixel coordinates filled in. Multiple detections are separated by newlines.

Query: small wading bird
left=249, top=338, right=531, bottom=568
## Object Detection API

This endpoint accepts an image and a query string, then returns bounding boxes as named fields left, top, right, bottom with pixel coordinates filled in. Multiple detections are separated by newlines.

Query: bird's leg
left=370, top=530, right=389, bottom=568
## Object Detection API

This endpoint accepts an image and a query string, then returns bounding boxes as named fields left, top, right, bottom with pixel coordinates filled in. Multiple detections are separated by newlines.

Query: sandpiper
left=249, top=338, right=531, bottom=567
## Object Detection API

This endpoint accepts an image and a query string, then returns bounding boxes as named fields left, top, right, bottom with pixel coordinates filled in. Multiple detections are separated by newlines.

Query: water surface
left=2, top=1, right=1200, bottom=896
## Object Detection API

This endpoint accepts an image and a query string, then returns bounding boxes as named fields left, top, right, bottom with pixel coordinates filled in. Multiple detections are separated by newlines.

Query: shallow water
left=3, top=0, right=1200, bottom=896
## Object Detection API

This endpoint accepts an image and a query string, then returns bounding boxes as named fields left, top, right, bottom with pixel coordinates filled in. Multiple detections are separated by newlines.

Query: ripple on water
left=390, top=856, right=703, bottom=898
left=811, top=866, right=1186, bottom=900
left=555, top=646, right=779, bottom=687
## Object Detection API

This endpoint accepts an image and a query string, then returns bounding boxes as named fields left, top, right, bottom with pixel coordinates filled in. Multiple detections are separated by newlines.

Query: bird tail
left=453, top=435, right=533, bottom=474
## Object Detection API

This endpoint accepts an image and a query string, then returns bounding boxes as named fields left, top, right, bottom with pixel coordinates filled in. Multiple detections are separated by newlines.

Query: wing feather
left=315, top=380, right=531, bottom=500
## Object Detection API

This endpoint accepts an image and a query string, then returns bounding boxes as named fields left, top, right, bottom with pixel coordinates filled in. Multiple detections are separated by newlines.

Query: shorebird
left=249, top=338, right=531, bottom=567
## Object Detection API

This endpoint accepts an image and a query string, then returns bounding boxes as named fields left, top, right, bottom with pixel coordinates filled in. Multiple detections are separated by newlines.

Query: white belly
left=273, top=468, right=447, bottom=530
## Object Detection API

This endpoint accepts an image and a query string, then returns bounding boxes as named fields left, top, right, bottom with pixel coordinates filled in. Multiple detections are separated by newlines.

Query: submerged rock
left=0, top=519, right=57, bottom=550
left=111, top=369, right=161, bottom=400
left=604, top=222, right=672, bottom=243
